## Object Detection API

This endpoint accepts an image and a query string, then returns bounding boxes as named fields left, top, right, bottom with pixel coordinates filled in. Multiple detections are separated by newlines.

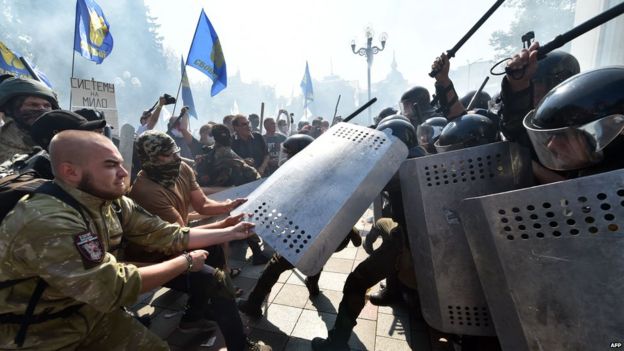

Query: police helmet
left=400, top=86, right=434, bottom=124
left=523, top=66, right=624, bottom=171
left=374, top=107, right=399, bottom=125
left=533, top=51, right=580, bottom=92
left=0, top=77, right=59, bottom=113
left=376, top=114, right=417, bottom=148
left=459, top=90, right=492, bottom=110
left=417, top=117, right=448, bottom=153
left=279, top=133, right=314, bottom=165
left=435, top=114, right=499, bottom=153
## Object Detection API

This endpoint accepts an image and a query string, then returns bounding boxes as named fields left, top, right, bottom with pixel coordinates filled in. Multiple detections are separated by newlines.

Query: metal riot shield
left=460, top=169, right=624, bottom=351
left=208, top=178, right=266, bottom=202
left=232, top=123, right=408, bottom=275
left=399, top=141, right=533, bottom=336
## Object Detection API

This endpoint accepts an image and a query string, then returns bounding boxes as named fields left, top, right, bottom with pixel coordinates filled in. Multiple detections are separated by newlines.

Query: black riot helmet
left=523, top=66, right=624, bottom=171
left=417, top=117, right=448, bottom=154
left=374, top=107, right=399, bottom=125
left=279, top=133, right=315, bottom=165
left=400, top=86, right=435, bottom=124
left=435, top=113, right=499, bottom=153
left=459, top=90, right=492, bottom=110
left=533, top=51, right=580, bottom=100
left=376, top=114, right=417, bottom=148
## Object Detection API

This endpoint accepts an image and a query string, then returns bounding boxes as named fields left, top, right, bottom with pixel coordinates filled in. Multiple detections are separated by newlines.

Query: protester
left=231, top=114, right=269, bottom=176
left=166, top=106, right=197, bottom=159
left=249, top=113, right=260, bottom=133
left=136, top=95, right=167, bottom=136
left=0, top=130, right=261, bottom=350
left=127, top=130, right=267, bottom=349
left=0, top=77, right=59, bottom=163
left=262, top=117, right=286, bottom=175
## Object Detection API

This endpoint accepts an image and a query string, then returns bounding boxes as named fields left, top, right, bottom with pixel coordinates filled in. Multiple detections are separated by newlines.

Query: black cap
left=30, top=110, right=107, bottom=150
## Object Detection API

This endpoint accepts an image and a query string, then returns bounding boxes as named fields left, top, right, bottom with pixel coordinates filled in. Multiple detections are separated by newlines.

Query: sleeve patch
left=73, top=231, right=104, bottom=268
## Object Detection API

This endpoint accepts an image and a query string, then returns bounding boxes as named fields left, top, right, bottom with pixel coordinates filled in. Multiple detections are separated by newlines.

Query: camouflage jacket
left=0, top=181, right=190, bottom=316
left=195, top=145, right=260, bottom=187
left=0, top=116, right=36, bottom=164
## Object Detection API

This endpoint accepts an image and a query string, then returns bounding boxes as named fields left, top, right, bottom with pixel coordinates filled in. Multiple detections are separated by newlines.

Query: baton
left=259, top=102, right=265, bottom=134
left=429, top=0, right=505, bottom=77
left=331, top=94, right=342, bottom=126
left=343, top=98, right=377, bottom=123
left=466, top=76, right=490, bottom=110
left=537, top=1, right=624, bottom=59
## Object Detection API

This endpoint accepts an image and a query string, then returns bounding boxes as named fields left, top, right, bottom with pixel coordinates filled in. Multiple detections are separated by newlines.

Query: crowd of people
left=0, top=35, right=623, bottom=351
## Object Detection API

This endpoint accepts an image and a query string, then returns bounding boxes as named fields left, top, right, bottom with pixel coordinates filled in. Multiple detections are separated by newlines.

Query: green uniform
left=0, top=181, right=190, bottom=350
left=195, top=145, right=260, bottom=187
left=0, top=116, right=36, bottom=164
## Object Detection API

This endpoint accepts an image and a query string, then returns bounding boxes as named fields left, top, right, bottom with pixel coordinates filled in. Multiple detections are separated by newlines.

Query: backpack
left=0, top=149, right=55, bottom=221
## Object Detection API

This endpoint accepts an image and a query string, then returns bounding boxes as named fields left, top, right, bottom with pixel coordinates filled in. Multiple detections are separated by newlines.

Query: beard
left=78, top=171, right=126, bottom=200
left=15, top=108, right=49, bottom=129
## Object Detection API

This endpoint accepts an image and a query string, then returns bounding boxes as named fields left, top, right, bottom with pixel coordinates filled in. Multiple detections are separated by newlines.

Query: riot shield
left=232, top=123, right=408, bottom=275
left=208, top=178, right=266, bottom=202
left=461, top=168, right=624, bottom=351
left=399, top=141, right=532, bottom=336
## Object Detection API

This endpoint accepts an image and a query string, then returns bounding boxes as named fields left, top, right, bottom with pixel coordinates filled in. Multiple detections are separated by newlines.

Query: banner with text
left=70, top=77, right=119, bottom=135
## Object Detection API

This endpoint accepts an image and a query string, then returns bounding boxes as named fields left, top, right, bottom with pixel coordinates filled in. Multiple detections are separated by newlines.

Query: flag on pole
left=0, top=41, right=53, bottom=87
left=186, top=9, right=227, bottom=96
left=180, top=56, right=198, bottom=119
left=300, top=61, right=314, bottom=103
left=74, top=0, right=113, bottom=64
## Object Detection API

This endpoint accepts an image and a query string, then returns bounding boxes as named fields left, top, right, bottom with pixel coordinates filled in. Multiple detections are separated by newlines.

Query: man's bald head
left=49, top=130, right=128, bottom=199
left=49, top=130, right=117, bottom=177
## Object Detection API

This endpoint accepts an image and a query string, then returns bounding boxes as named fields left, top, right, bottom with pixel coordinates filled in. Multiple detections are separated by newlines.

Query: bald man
left=0, top=130, right=259, bottom=350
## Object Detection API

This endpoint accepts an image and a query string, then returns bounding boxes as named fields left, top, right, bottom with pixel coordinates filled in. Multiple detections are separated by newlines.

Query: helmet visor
left=524, top=110, right=624, bottom=170
left=278, top=144, right=291, bottom=167
left=417, top=123, right=444, bottom=150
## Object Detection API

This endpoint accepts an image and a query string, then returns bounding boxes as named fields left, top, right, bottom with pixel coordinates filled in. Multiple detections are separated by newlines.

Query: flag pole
left=175, top=10, right=203, bottom=119
left=171, top=66, right=184, bottom=118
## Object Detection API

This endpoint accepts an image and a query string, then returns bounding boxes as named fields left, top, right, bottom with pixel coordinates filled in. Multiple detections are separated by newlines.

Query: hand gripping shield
left=460, top=168, right=624, bottom=351
left=232, top=123, right=408, bottom=275
left=399, top=141, right=533, bottom=336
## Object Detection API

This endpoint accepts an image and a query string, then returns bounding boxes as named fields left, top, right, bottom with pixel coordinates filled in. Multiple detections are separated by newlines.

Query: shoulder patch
left=74, top=231, right=104, bottom=268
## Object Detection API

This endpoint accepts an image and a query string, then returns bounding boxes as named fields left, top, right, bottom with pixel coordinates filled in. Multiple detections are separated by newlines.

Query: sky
left=145, top=0, right=516, bottom=97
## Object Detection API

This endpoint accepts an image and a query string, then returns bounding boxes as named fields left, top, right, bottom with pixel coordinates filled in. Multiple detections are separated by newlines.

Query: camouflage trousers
left=0, top=305, right=168, bottom=350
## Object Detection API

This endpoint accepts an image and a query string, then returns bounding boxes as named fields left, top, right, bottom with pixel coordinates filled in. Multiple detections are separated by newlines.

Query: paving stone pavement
left=131, top=212, right=448, bottom=350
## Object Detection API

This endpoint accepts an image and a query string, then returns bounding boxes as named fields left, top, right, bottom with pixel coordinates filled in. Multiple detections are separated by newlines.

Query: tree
left=489, top=0, right=575, bottom=58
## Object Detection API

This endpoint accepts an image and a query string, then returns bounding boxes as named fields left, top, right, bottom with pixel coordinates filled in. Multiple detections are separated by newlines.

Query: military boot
left=248, top=239, right=270, bottom=265
left=311, top=328, right=350, bottom=351
left=369, top=273, right=402, bottom=306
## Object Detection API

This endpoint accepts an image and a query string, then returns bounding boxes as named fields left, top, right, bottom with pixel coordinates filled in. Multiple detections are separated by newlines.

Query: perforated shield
left=232, top=123, right=408, bottom=275
left=460, top=169, right=624, bottom=351
left=208, top=179, right=265, bottom=202
left=399, top=142, right=532, bottom=336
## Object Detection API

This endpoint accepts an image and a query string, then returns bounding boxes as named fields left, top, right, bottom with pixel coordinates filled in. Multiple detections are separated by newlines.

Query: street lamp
left=351, top=26, right=387, bottom=124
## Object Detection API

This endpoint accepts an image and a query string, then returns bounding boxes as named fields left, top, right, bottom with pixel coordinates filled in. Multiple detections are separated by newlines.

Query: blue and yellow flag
left=300, top=61, right=314, bottom=104
left=186, top=9, right=227, bottom=96
left=180, top=56, right=198, bottom=119
left=74, top=0, right=113, bottom=64
left=0, top=41, right=53, bottom=87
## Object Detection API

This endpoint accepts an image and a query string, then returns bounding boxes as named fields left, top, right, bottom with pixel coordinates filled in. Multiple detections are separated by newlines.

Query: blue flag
left=0, top=41, right=53, bottom=87
left=300, top=61, right=314, bottom=103
left=74, top=0, right=113, bottom=64
left=180, top=56, right=198, bottom=119
left=186, top=10, right=227, bottom=96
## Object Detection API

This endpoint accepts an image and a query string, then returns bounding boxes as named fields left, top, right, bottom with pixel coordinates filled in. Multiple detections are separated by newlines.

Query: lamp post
left=351, top=26, right=387, bottom=124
